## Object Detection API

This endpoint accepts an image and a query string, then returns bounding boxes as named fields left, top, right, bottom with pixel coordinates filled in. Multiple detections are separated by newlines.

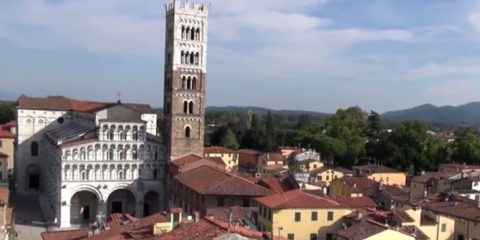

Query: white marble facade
left=16, top=101, right=165, bottom=228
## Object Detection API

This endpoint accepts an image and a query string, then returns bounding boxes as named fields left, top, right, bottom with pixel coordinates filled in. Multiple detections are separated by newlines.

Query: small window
left=327, top=211, right=334, bottom=221
left=310, top=233, right=318, bottom=240
left=441, top=223, right=447, bottom=232
left=31, top=141, right=39, bottom=156
left=287, top=234, right=294, bottom=240
left=325, top=233, right=333, bottom=240
left=57, top=117, right=64, bottom=124
left=242, top=198, right=249, bottom=207
left=294, top=212, right=301, bottom=222
left=217, top=197, right=224, bottom=207
left=311, top=211, right=318, bottom=221
left=185, top=126, right=191, bottom=138
left=0, top=140, right=2, bottom=147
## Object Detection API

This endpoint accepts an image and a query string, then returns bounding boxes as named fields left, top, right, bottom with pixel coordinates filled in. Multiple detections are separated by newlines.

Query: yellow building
left=299, top=160, right=324, bottom=173
left=309, top=167, right=352, bottom=186
left=256, top=189, right=352, bottom=240
left=204, top=146, right=239, bottom=171
left=337, top=221, right=416, bottom=240
left=0, top=121, right=15, bottom=180
left=422, top=193, right=480, bottom=240
left=353, top=164, right=407, bottom=186
left=391, top=206, right=455, bottom=240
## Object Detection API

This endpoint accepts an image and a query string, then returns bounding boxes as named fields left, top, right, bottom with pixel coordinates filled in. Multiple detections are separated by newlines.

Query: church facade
left=14, top=1, right=208, bottom=228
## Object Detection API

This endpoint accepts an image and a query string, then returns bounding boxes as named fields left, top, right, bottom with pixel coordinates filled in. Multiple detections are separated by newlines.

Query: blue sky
left=1, top=0, right=480, bottom=113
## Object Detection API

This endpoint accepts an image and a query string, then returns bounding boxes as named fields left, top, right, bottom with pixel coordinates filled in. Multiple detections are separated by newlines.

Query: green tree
left=0, top=102, right=14, bottom=124
left=219, top=128, right=240, bottom=149
left=452, top=127, right=480, bottom=164
left=297, top=114, right=313, bottom=130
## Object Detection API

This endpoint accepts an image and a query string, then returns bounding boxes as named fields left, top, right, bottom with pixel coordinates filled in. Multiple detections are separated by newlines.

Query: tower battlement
left=165, top=1, right=208, bottom=13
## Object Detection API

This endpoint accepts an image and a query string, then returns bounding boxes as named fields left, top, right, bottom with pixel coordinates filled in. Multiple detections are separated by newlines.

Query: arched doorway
left=27, top=164, right=40, bottom=191
left=107, top=189, right=135, bottom=216
left=70, top=191, right=98, bottom=225
left=143, top=191, right=159, bottom=216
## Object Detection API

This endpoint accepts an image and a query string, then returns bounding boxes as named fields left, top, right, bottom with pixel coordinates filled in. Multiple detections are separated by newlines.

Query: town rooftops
left=174, top=165, right=272, bottom=196
left=380, top=185, right=410, bottom=202
left=255, top=189, right=345, bottom=209
left=17, top=95, right=153, bottom=114
left=157, top=216, right=286, bottom=240
left=170, top=154, right=226, bottom=174
left=204, top=145, right=236, bottom=154
left=420, top=192, right=480, bottom=222
left=330, top=196, right=377, bottom=209
left=411, top=172, right=454, bottom=183
left=353, top=164, right=403, bottom=174
left=336, top=220, right=387, bottom=240
left=41, top=229, right=89, bottom=240
left=333, top=177, right=379, bottom=193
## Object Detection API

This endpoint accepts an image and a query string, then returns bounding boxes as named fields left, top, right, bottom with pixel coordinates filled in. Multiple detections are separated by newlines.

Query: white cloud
left=408, top=62, right=480, bottom=79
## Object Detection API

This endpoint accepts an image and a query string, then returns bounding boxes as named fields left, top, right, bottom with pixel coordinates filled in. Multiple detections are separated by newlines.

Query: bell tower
left=163, top=1, right=208, bottom=160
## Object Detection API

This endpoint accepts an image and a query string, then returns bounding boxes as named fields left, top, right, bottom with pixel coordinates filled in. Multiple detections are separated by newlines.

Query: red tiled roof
left=256, top=189, right=343, bottom=209
left=0, top=186, right=9, bottom=205
left=157, top=217, right=286, bottom=240
left=353, top=164, right=402, bottom=174
left=258, top=153, right=285, bottom=162
left=204, top=146, right=236, bottom=154
left=41, top=229, right=89, bottom=240
left=17, top=96, right=152, bottom=114
left=205, top=157, right=226, bottom=166
left=175, top=165, right=272, bottom=196
left=171, top=154, right=204, bottom=167
left=258, top=176, right=299, bottom=193
left=0, top=129, right=14, bottom=138
left=89, top=212, right=170, bottom=240
left=330, top=196, right=377, bottom=208
left=336, top=220, right=387, bottom=240
left=333, top=177, right=379, bottom=193
left=205, top=207, right=258, bottom=222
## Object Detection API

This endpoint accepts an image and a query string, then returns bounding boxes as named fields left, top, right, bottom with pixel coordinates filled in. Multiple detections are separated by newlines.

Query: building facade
left=163, top=1, right=208, bottom=161
left=16, top=97, right=165, bottom=228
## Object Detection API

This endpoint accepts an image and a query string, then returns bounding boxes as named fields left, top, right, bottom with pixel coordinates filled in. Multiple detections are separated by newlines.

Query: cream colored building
left=203, top=146, right=238, bottom=171
left=353, top=164, right=407, bottom=186
left=0, top=121, right=15, bottom=179
left=256, top=189, right=352, bottom=240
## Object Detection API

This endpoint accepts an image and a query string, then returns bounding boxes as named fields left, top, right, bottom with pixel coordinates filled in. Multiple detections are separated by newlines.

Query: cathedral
left=14, top=1, right=208, bottom=228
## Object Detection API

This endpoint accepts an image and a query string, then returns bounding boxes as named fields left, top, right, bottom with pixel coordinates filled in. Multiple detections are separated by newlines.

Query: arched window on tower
left=187, top=76, right=192, bottom=89
left=195, top=52, right=199, bottom=65
left=192, top=77, right=197, bottom=90
left=186, top=27, right=190, bottom=40
left=181, top=51, right=185, bottom=64
left=181, top=25, right=186, bottom=39
left=190, top=28, right=195, bottom=40
left=185, top=126, right=191, bottom=138
left=182, top=76, right=187, bottom=89
left=188, top=101, right=194, bottom=114
left=183, top=101, right=188, bottom=114
left=190, top=53, right=195, bottom=65
left=195, top=28, right=200, bottom=41
left=31, top=141, right=39, bottom=156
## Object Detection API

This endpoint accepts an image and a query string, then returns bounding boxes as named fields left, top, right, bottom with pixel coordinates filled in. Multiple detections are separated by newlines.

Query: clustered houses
left=0, top=121, right=15, bottom=180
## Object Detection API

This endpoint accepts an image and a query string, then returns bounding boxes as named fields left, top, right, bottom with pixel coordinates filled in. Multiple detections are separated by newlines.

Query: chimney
left=194, top=211, right=200, bottom=223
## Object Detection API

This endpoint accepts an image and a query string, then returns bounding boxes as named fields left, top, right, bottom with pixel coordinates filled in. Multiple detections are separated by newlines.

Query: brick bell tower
left=163, top=1, right=208, bottom=161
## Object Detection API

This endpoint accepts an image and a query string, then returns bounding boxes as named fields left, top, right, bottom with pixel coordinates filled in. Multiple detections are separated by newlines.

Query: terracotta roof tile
left=330, top=196, right=377, bottom=208
left=0, top=129, right=14, bottom=138
left=171, top=154, right=204, bottom=167
left=336, top=220, right=387, bottom=239
left=204, top=146, right=236, bottom=154
left=256, top=189, right=343, bottom=209
left=41, top=229, right=89, bottom=240
left=17, top=96, right=152, bottom=114
left=333, top=177, right=379, bottom=193
left=175, top=165, right=272, bottom=196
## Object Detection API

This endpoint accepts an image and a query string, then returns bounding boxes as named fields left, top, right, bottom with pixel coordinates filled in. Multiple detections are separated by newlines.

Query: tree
left=452, top=127, right=480, bottom=164
left=219, top=128, right=240, bottom=149
left=297, top=114, right=313, bottom=130
left=324, top=106, right=367, bottom=167
left=365, top=111, right=382, bottom=162
left=0, top=102, right=14, bottom=124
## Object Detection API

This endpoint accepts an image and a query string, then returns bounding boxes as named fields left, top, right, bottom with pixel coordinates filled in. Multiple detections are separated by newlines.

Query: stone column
left=135, top=200, right=144, bottom=217
left=60, top=203, right=71, bottom=228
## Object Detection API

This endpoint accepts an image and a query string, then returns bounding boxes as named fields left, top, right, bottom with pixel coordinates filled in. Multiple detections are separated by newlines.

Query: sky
left=1, top=0, right=480, bottom=113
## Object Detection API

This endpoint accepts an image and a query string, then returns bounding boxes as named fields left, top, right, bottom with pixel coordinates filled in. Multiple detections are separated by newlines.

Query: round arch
left=143, top=191, right=160, bottom=217
left=70, top=190, right=98, bottom=225
left=106, top=187, right=136, bottom=216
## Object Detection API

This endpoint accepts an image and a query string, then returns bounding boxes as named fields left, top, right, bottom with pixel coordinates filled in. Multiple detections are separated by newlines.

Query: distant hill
left=206, top=106, right=331, bottom=119
left=382, top=102, right=480, bottom=124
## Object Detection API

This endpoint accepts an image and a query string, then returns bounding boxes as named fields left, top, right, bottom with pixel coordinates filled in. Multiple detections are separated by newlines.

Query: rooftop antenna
left=117, top=92, right=122, bottom=104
